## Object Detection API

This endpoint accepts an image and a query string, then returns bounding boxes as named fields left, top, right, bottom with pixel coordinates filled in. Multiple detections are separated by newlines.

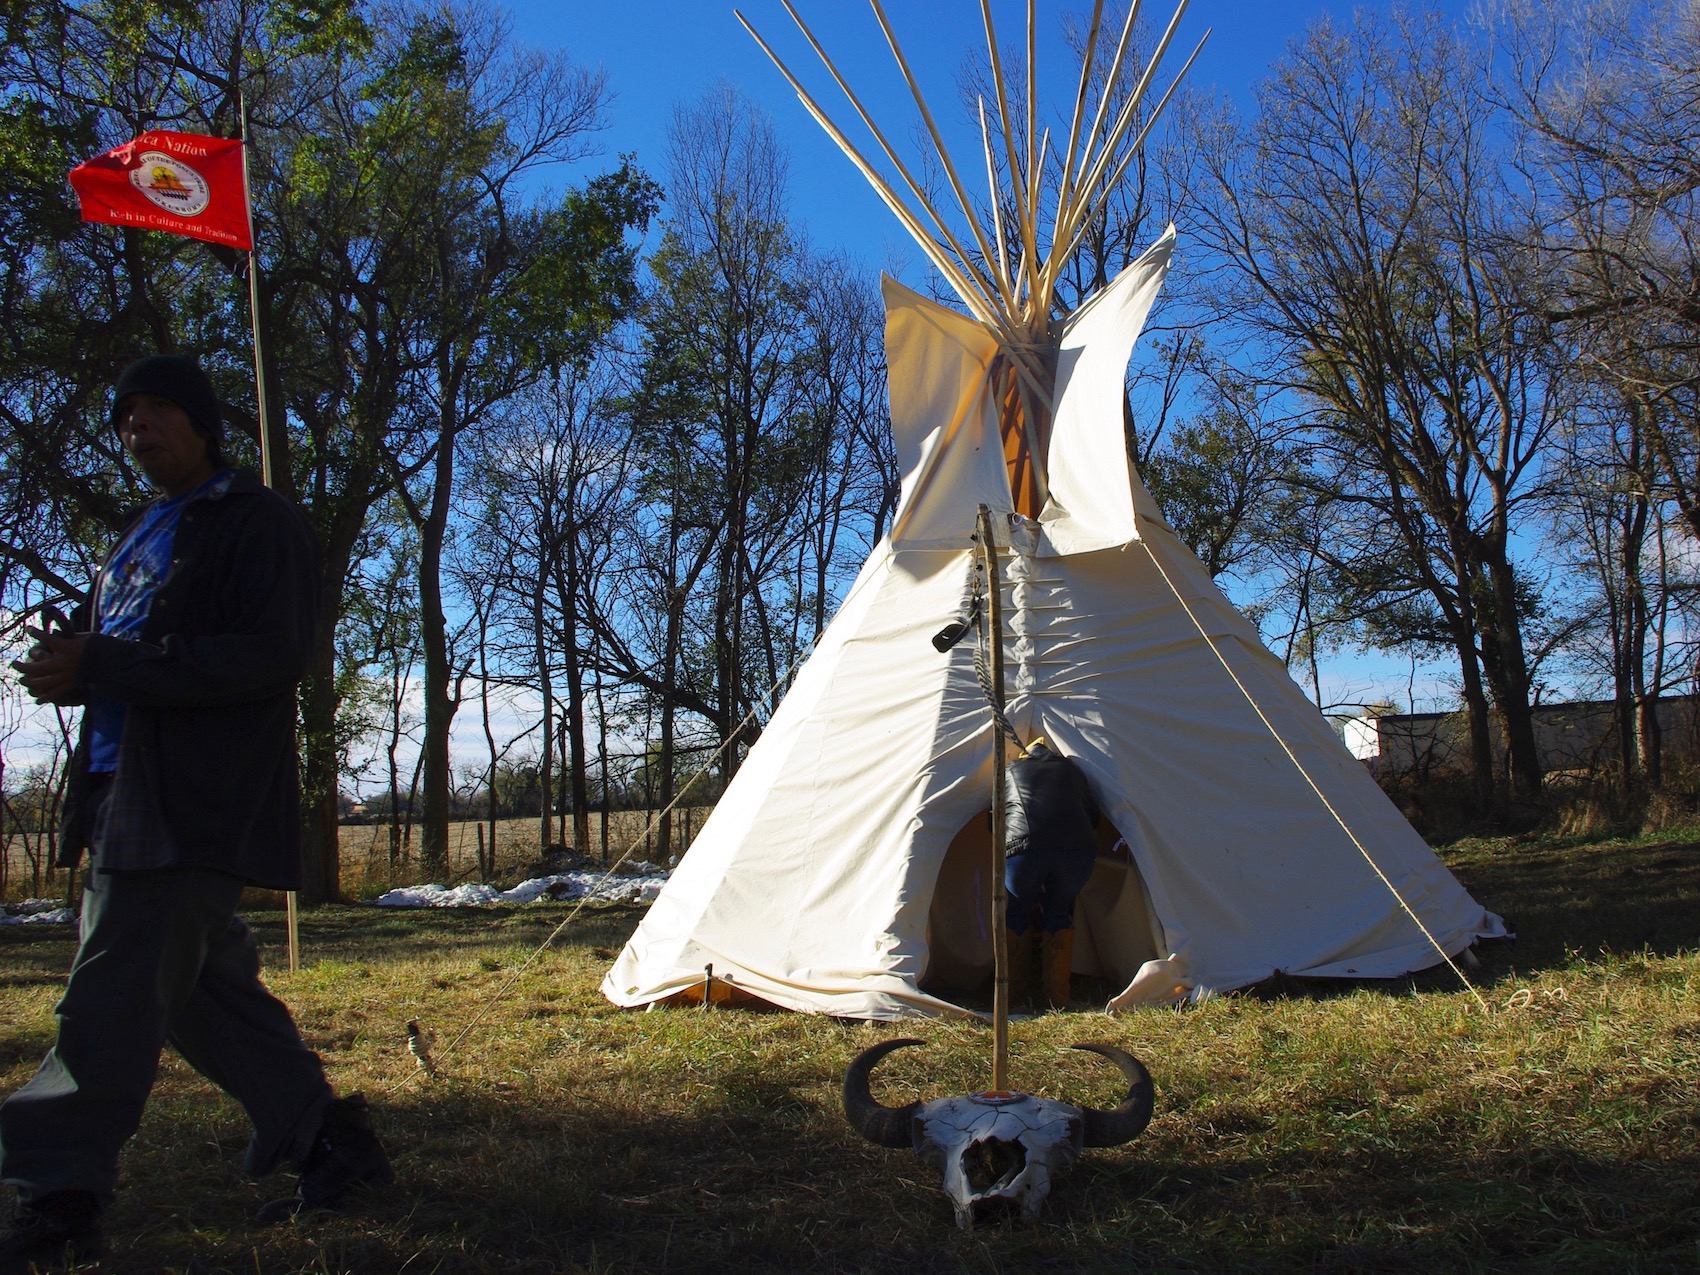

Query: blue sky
left=506, top=1, right=1479, bottom=272
left=1, top=5, right=1492, bottom=788
left=480, top=1, right=1483, bottom=719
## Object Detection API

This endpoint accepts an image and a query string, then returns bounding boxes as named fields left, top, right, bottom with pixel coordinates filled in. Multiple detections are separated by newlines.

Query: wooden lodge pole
left=240, top=92, right=299, bottom=974
left=979, top=504, right=1010, bottom=1093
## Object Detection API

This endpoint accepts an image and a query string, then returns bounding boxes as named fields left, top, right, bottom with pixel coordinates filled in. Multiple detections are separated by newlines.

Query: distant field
left=0, top=829, right=1695, bottom=1271
left=2, top=809, right=715, bottom=904
left=334, top=809, right=713, bottom=897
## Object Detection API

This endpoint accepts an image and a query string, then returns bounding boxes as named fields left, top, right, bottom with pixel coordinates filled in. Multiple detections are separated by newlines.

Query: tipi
left=604, top=1, right=1505, bottom=1019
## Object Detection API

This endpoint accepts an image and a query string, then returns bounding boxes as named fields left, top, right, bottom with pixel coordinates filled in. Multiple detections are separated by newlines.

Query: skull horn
left=1072, top=1043, right=1155, bottom=1147
left=843, top=1037, right=925, bottom=1148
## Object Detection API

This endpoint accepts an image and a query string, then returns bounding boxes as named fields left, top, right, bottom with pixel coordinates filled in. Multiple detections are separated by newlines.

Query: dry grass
left=332, top=812, right=710, bottom=899
left=3, top=812, right=712, bottom=906
left=0, top=834, right=1697, bottom=1271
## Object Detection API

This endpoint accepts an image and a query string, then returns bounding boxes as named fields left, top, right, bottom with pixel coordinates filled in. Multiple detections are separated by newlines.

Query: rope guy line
left=1137, top=536, right=1492, bottom=1015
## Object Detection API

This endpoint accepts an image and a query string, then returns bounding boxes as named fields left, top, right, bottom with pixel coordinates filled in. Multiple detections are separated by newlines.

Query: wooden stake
left=241, top=92, right=299, bottom=975
left=737, top=1, right=1198, bottom=413
left=1073, top=0, right=1145, bottom=194
left=1063, top=0, right=1191, bottom=241
left=979, top=504, right=1009, bottom=1093
left=1025, top=0, right=1038, bottom=249
left=860, top=0, right=1014, bottom=310
left=740, top=15, right=1011, bottom=333
left=1064, top=29, right=1211, bottom=258
left=978, top=0, right=1041, bottom=313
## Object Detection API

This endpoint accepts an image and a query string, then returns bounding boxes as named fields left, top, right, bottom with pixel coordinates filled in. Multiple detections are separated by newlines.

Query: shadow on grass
left=1445, top=833, right=1700, bottom=973
left=11, top=829, right=1699, bottom=1013
left=0, top=923, right=76, bottom=988
left=1166, top=834, right=1700, bottom=1006
left=4, top=843, right=1698, bottom=1272
left=101, top=1080, right=1700, bottom=1274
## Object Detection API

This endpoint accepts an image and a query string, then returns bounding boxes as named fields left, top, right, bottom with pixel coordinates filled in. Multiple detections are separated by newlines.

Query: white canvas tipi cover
left=604, top=229, right=1505, bottom=1019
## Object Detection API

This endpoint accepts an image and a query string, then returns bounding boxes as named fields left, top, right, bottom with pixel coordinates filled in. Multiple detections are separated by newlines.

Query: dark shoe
left=0, top=1191, right=103, bottom=1273
left=256, top=1093, right=394, bottom=1224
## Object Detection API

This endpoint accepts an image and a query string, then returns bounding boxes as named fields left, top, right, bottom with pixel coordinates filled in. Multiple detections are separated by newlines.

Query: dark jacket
left=1005, top=744, right=1099, bottom=859
left=57, top=470, right=321, bottom=890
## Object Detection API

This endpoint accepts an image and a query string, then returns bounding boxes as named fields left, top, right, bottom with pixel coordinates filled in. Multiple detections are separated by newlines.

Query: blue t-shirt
left=84, top=470, right=234, bottom=771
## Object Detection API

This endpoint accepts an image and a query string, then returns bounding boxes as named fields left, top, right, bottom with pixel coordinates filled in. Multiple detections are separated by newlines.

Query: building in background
left=1343, top=698, right=1700, bottom=778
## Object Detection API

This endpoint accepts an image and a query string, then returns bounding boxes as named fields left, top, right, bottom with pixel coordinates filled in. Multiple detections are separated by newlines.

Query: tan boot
left=1005, top=926, right=1038, bottom=1007
left=1042, top=927, right=1075, bottom=1009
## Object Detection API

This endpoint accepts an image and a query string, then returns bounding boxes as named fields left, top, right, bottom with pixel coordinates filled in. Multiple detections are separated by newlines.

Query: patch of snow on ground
left=3, top=868, right=669, bottom=923
left=373, top=867, right=668, bottom=910
left=0, top=900, right=76, bottom=925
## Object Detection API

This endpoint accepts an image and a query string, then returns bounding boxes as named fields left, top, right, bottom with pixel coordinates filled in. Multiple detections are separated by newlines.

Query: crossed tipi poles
left=728, top=3, right=1491, bottom=1073
left=740, top=0, right=1207, bottom=531
left=734, top=0, right=1209, bottom=1085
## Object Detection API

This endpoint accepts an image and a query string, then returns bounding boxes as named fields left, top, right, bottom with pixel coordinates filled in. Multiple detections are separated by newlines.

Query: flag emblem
left=130, top=151, right=212, bottom=216
left=69, top=130, right=251, bottom=249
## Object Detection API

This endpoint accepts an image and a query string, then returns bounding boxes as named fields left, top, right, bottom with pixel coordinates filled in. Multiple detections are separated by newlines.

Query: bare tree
left=1493, top=0, right=1700, bottom=785
left=1498, top=0, right=1700, bottom=526
left=1184, top=10, right=1565, bottom=803
left=357, top=6, right=653, bottom=876
left=614, top=86, right=813, bottom=851
left=461, top=360, right=638, bottom=856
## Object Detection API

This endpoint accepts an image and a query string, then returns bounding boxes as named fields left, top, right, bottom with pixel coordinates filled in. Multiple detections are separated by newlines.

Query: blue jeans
left=1005, top=845, right=1095, bottom=934
left=0, top=864, right=332, bottom=1204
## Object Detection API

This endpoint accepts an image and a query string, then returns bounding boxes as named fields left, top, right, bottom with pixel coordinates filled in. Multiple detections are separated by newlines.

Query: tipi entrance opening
left=921, top=810, right=1161, bottom=1001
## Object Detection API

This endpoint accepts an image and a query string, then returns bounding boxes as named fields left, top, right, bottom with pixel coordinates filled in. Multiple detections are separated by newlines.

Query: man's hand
left=11, top=628, right=89, bottom=705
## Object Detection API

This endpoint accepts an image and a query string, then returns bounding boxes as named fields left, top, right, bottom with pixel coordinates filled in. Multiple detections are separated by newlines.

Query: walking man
left=2, top=355, right=391, bottom=1269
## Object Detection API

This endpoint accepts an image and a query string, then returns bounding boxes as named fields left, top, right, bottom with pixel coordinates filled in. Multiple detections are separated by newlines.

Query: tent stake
left=979, top=504, right=1010, bottom=1093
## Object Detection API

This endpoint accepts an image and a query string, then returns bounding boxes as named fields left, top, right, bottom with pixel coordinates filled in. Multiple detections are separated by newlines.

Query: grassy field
left=0, top=830, right=1696, bottom=1272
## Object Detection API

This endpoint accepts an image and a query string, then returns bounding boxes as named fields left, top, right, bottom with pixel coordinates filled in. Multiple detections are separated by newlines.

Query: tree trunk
left=595, top=664, right=611, bottom=863
left=416, top=412, right=457, bottom=877
left=564, top=629, right=591, bottom=855
left=479, top=608, right=498, bottom=882
left=1637, top=694, right=1663, bottom=786
left=533, top=574, right=554, bottom=850
left=1479, top=559, right=1543, bottom=802
left=1451, top=626, right=1496, bottom=806
left=657, top=589, right=683, bottom=861
left=295, top=448, right=388, bottom=903
left=556, top=531, right=593, bottom=854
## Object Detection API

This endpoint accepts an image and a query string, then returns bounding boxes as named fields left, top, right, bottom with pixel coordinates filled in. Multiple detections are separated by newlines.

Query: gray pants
left=0, top=865, right=332, bottom=1205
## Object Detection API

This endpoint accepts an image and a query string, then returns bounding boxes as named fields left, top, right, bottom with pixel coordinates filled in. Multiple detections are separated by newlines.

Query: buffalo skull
left=843, top=1038, right=1154, bottom=1229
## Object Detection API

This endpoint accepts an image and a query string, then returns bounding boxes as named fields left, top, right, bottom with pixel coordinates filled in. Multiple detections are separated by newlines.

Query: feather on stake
left=406, top=1019, right=438, bottom=1078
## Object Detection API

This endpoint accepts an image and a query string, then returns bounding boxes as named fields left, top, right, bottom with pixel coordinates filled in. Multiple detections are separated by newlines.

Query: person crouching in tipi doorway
left=1005, top=739, right=1100, bottom=1008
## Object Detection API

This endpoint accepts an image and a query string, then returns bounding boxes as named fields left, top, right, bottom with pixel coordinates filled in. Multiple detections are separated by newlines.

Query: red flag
left=68, top=130, right=251, bottom=250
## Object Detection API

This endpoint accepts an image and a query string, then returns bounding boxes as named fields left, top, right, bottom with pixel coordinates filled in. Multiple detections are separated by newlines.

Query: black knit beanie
left=110, top=355, right=224, bottom=460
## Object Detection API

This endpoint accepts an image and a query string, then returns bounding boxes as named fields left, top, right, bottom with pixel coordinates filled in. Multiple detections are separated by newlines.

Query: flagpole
left=240, top=92, right=299, bottom=974
left=238, top=95, right=277, bottom=490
